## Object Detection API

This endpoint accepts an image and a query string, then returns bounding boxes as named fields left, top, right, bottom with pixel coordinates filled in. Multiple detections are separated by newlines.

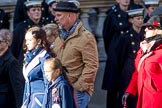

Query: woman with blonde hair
left=42, top=23, right=59, bottom=49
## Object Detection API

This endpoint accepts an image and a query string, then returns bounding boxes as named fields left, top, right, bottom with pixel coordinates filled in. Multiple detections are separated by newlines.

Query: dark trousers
left=106, top=89, right=119, bottom=108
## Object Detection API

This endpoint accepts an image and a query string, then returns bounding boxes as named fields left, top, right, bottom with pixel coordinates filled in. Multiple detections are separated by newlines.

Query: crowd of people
left=0, top=0, right=98, bottom=108
left=102, top=0, right=162, bottom=108
left=0, top=0, right=162, bottom=108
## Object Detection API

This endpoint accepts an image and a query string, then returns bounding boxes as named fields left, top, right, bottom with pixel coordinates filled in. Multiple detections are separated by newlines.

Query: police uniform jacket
left=102, top=4, right=130, bottom=90
left=13, top=0, right=49, bottom=29
left=116, top=27, right=144, bottom=92
left=22, top=49, right=51, bottom=108
left=44, top=14, right=56, bottom=25
left=0, top=9, right=9, bottom=29
left=42, top=75, right=75, bottom=108
left=0, top=48, right=24, bottom=108
left=11, top=18, right=45, bottom=64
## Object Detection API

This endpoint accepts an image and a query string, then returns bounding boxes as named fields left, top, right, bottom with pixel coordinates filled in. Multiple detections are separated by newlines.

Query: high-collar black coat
left=102, top=4, right=130, bottom=91
left=117, top=27, right=145, bottom=92
left=0, top=48, right=24, bottom=108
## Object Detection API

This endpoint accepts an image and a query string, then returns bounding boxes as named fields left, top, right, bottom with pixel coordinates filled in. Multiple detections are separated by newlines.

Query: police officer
left=102, top=0, right=131, bottom=108
left=0, top=9, right=9, bottom=29
left=13, top=0, right=48, bottom=29
left=117, top=5, right=145, bottom=108
left=143, top=0, right=159, bottom=23
left=44, top=0, right=58, bottom=24
left=11, top=0, right=44, bottom=64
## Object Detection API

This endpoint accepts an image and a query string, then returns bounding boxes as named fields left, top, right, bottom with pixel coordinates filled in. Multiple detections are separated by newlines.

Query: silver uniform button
left=133, top=50, right=136, bottom=53
left=114, top=9, right=117, bottom=12
left=131, top=42, right=135, bottom=45
left=42, top=8, right=44, bottom=11
left=119, top=22, right=123, bottom=26
left=118, top=14, right=121, bottom=18
left=120, top=31, right=124, bottom=34
left=0, top=20, right=3, bottom=23
left=130, top=34, right=133, bottom=37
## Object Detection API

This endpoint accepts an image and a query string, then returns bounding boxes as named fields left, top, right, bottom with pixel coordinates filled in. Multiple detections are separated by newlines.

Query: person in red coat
left=122, top=15, right=162, bottom=108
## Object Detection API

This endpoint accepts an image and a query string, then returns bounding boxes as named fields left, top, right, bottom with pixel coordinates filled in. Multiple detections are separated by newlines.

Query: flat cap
left=143, top=15, right=162, bottom=29
left=68, top=0, right=80, bottom=8
left=54, top=1, right=79, bottom=13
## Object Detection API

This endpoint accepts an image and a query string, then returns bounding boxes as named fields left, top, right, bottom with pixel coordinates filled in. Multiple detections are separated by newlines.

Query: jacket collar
left=23, top=49, right=47, bottom=81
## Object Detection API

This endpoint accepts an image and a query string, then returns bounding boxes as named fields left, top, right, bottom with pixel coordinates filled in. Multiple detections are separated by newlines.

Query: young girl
left=22, top=26, right=52, bottom=108
left=43, top=58, right=75, bottom=108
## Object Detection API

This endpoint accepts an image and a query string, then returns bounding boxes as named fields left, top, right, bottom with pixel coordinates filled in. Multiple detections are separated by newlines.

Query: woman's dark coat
left=0, top=48, right=24, bottom=108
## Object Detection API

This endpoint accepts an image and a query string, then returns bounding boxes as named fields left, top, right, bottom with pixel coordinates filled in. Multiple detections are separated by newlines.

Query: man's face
left=27, top=7, right=42, bottom=21
left=54, top=11, right=69, bottom=30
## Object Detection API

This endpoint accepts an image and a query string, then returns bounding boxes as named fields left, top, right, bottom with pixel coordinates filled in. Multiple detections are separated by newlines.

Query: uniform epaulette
left=111, top=5, right=116, bottom=10
left=111, top=4, right=118, bottom=12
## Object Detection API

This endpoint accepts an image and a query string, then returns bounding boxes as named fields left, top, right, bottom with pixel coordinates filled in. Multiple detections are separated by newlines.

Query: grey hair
left=0, top=29, right=13, bottom=46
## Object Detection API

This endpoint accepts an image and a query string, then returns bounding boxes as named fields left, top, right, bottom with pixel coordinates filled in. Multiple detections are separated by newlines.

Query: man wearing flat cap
left=11, top=0, right=45, bottom=65
left=53, top=1, right=98, bottom=108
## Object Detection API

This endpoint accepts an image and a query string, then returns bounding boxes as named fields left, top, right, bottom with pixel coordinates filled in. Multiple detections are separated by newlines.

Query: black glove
left=122, top=93, right=131, bottom=108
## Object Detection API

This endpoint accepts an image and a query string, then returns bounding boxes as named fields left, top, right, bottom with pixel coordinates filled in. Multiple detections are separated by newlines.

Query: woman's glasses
left=0, top=40, right=6, bottom=44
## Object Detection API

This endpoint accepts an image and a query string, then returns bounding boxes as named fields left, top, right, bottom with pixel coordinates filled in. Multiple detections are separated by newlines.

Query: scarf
left=144, top=34, right=162, bottom=43
left=59, top=19, right=80, bottom=40
left=24, top=47, right=43, bottom=65
left=141, top=34, right=162, bottom=57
